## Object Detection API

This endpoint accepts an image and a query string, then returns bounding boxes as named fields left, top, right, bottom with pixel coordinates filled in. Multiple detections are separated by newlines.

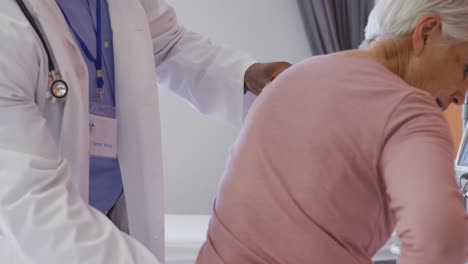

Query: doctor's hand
left=244, top=61, right=292, bottom=95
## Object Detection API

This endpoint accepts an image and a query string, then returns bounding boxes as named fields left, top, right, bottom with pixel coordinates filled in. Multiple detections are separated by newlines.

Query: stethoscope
left=15, top=0, right=69, bottom=103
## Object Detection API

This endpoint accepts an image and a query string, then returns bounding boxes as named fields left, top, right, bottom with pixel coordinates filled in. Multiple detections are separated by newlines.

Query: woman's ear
left=413, top=15, right=441, bottom=55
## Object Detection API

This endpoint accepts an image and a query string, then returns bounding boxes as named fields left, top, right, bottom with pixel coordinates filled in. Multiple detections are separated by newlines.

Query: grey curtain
left=298, top=0, right=374, bottom=55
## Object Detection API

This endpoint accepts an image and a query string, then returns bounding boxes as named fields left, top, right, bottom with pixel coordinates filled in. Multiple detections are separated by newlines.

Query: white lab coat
left=0, top=0, right=255, bottom=263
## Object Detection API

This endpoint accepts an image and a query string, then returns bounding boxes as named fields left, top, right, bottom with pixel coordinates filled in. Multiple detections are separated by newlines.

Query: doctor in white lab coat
left=0, top=0, right=290, bottom=263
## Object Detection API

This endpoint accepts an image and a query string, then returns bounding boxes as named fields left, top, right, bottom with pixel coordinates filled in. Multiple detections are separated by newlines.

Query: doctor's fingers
left=244, top=61, right=292, bottom=95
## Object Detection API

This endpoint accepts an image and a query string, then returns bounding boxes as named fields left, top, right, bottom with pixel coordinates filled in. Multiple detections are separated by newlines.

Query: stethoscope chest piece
left=47, top=72, right=68, bottom=103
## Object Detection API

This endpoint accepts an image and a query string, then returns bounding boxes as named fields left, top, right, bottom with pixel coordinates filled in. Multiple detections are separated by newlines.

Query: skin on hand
left=244, top=61, right=292, bottom=95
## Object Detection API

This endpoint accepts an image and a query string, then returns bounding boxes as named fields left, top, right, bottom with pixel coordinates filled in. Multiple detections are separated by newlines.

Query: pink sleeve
left=380, top=93, right=468, bottom=264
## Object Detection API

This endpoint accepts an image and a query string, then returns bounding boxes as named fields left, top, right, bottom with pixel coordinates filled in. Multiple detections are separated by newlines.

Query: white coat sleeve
left=0, top=14, right=160, bottom=264
left=140, top=0, right=257, bottom=128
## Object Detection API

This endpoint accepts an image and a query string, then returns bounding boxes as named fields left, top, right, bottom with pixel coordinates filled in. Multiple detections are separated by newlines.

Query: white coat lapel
left=108, top=0, right=165, bottom=260
left=26, top=0, right=80, bottom=56
left=29, top=0, right=91, bottom=201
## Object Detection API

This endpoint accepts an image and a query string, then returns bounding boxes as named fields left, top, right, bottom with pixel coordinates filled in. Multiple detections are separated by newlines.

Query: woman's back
left=196, top=53, right=466, bottom=264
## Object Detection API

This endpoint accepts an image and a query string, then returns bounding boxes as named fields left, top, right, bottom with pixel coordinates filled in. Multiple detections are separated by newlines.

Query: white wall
left=162, top=0, right=312, bottom=214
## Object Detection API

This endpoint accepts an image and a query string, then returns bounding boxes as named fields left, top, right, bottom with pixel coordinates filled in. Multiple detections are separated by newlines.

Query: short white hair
left=364, top=0, right=468, bottom=44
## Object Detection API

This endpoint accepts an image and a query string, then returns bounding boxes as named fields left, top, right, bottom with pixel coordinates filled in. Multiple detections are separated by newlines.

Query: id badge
left=89, top=104, right=118, bottom=159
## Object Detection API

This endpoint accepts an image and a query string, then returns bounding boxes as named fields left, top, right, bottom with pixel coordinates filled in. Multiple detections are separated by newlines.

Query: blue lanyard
left=57, top=0, right=104, bottom=93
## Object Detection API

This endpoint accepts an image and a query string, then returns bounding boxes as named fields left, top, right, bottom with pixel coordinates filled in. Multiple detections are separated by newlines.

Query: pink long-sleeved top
left=196, top=53, right=468, bottom=264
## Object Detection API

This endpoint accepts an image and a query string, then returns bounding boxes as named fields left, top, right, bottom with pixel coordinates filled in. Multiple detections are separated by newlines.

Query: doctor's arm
left=140, top=0, right=290, bottom=127
left=380, top=94, right=468, bottom=264
left=0, top=22, right=160, bottom=264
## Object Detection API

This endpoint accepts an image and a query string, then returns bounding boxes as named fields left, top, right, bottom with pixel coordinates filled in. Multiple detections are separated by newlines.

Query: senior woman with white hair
left=196, top=0, right=468, bottom=263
